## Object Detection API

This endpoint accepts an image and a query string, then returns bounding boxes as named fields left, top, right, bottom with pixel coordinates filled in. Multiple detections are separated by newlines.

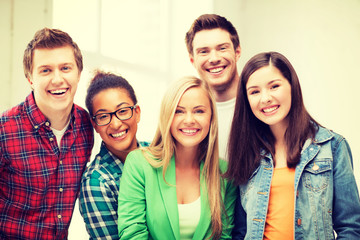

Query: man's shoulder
left=0, top=101, right=27, bottom=132
left=72, top=104, right=93, bottom=135
left=73, top=104, right=91, bottom=121
left=1, top=101, right=25, bottom=119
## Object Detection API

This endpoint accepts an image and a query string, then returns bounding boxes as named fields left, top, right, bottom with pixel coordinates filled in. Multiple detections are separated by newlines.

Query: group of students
left=1, top=13, right=360, bottom=240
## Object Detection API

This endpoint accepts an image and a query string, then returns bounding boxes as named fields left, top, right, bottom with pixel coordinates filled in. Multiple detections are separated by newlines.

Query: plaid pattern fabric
left=0, top=93, right=94, bottom=240
left=79, top=141, right=149, bottom=240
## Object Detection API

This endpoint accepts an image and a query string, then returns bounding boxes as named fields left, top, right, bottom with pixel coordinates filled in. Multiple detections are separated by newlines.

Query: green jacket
left=118, top=149, right=237, bottom=239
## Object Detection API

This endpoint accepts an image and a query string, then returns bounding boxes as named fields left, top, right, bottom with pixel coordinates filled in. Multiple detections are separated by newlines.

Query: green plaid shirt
left=79, top=141, right=149, bottom=239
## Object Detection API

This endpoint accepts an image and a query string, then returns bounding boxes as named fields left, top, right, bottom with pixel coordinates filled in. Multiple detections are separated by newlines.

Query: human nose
left=208, top=50, right=221, bottom=64
left=51, top=69, right=63, bottom=85
left=184, top=112, right=195, bottom=124
left=260, top=90, right=272, bottom=104
left=109, top=113, right=123, bottom=127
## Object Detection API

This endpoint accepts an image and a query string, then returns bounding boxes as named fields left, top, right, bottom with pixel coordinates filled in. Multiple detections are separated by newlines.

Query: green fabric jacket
left=118, top=149, right=237, bottom=239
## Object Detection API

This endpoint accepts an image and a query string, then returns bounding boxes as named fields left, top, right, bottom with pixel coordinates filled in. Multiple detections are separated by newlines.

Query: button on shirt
left=0, top=93, right=94, bottom=240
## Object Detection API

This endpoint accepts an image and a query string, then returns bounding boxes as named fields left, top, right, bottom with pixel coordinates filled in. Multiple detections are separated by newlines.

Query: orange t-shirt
left=263, top=167, right=295, bottom=240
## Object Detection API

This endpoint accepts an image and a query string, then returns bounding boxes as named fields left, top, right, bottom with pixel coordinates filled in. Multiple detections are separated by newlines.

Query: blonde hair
left=143, top=76, right=223, bottom=239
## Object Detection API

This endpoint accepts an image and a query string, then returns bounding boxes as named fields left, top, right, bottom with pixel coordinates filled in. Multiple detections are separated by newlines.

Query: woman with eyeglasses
left=79, top=70, right=149, bottom=240
left=117, top=76, right=237, bottom=240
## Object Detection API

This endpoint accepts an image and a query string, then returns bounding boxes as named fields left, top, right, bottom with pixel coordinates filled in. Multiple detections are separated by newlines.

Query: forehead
left=192, top=28, right=233, bottom=49
left=32, top=45, right=76, bottom=67
left=247, top=65, right=286, bottom=86
left=178, top=87, right=210, bottom=105
left=93, top=88, right=133, bottom=108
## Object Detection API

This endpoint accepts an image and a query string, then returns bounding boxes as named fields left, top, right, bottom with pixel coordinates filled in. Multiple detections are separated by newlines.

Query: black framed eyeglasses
left=92, top=105, right=137, bottom=126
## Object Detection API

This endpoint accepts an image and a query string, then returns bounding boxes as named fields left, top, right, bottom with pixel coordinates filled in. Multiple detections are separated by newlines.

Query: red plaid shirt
left=0, top=93, right=94, bottom=240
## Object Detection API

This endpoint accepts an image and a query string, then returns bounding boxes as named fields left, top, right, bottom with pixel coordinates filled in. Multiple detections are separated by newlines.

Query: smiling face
left=29, top=45, right=80, bottom=117
left=170, top=87, right=212, bottom=151
left=246, top=65, right=292, bottom=131
left=190, top=28, right=241, bottom=95
left=91, top=88, right=140, bottom=160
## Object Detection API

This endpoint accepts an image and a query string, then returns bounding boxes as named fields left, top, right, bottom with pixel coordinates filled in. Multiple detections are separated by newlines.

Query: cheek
left=201, top=116, right=212, bottom=132
left=247, top=97, right=258, bottom=113
left=128, top=119, right=138, bottom=134
left=170, top=118, right=178, bottom=135
left=96, top=127, right=108, bottom=138
left=195, top=57, right=206, bottom=67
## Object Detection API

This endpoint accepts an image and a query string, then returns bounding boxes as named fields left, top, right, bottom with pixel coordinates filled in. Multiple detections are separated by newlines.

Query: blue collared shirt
left=79, top=141, right=149, bottom=240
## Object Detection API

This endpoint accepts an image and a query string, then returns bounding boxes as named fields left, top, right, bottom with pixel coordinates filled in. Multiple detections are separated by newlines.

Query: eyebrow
left=195, top=42, right=231, bottom=53
left=176, top=105, right=206, bottom=109
left=94, top=102, right=130, bottom=115
left=247, top=79, right=282, bottom=90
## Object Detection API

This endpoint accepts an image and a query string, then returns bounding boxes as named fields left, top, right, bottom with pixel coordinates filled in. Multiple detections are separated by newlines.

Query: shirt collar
left=24, top=92, right=76, bottom=131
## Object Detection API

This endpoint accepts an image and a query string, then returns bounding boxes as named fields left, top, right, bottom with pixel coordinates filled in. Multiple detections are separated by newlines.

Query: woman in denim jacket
left=226, top=51, right=360, bottom=239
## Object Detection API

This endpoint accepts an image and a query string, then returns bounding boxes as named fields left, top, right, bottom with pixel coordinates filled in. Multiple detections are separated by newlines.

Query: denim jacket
left=232, top=126, right=360, bottom=239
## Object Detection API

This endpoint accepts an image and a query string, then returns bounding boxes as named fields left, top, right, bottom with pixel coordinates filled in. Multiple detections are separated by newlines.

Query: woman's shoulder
left=126, top=149, right=148, bottom=163
left=125, top=148, right=158, bottom=170
left=315, top=125, right=345, bottom=144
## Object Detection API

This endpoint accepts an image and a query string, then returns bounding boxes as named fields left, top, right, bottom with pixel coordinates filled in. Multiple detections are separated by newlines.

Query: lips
left=180, top=128, right=199, bottom=135
left=262, top=105, right=279, bottom=114
left=49, top=88, right=68, bottom=95
left=207, top=66, right=226, bottom=74
left=111, top=129, right=127, bottom=139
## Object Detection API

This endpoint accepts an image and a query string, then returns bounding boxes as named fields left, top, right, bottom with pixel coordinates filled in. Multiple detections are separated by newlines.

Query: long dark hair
left=225, top=52, right=319, bottom=185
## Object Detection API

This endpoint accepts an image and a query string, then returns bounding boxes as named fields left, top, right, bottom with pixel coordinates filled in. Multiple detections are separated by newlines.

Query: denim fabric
left=232, top=126, right=360, bottom=239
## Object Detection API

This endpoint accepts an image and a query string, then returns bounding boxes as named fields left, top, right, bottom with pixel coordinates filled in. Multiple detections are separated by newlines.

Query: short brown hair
left=23, top=28, right=83, bottom=79
left=185, top=14, right=240, bottom=55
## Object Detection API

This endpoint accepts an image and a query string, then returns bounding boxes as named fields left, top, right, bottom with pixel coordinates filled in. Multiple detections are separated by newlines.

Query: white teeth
left=182, top=129, right=197, bottom=133
left=111, top=131, right=126, bottom=138
left=50, top=89, right=66, bottom=94
left=263, top=106, right=278, bottom=113
left=209, top=67, right=224, bottom=73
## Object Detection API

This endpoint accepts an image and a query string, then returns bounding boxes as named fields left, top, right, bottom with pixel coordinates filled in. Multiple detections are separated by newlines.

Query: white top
left=50, top=120, right=70, bottom=146
left=216, top=98, right=236, bottom=160
left=178, top=197, right=201, bottom=239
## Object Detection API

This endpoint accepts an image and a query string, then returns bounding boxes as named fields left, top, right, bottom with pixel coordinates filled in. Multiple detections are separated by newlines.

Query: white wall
left=233, top=0, right=360, bottom=184
left=1, top=0, right=360, bottom=239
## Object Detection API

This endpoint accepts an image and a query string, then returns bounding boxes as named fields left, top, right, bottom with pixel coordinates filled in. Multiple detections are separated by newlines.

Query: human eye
left=40, top=68, right=51, bottom=74
left=175, top=108, right=184, bottom=114
left=271, top=84, right=280, bottom=90
left=219, top=44, right=230, bottom=51
left=197, top=49, right=208, bottom=55
left=117, top=107, right=130, bottom=116
left=248, top=89, right=259, bottom=95
left=95, top=113, right=110, bottom=124
left=194, top=108, right=205, bottom=114
left=62, top=64, right=74, bottom=72
left=96, top=114, right=109, bottom=120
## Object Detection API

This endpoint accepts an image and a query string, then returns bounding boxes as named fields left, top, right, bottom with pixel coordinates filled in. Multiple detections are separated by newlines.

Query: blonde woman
left=118, top=76, right=237, bottom=239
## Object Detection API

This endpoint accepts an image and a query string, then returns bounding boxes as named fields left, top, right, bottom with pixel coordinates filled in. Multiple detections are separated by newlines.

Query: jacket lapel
left=157, top=155, right=180, bottom=239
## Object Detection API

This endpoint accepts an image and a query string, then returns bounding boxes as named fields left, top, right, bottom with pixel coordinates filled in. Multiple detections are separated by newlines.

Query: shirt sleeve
left=79, top=173, right=119, bottom=240
left=118, top=151, right=149, bottom=239
left=332, top=137, right=360, bottom=238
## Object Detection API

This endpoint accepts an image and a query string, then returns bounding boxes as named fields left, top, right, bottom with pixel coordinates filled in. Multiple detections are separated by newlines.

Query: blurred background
left=1, top=0, right=359, bottom=239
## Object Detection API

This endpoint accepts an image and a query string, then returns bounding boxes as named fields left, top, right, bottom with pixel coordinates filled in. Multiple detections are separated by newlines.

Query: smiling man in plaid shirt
left=0, top=28, right=94, bottom=239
